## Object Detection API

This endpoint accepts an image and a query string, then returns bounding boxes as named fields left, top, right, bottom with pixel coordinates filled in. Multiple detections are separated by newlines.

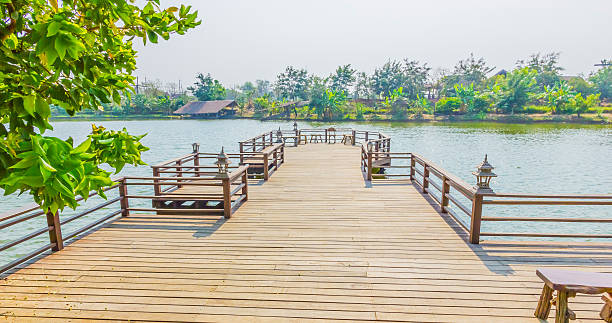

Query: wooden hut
left=174, top=100, right=237, bottom=119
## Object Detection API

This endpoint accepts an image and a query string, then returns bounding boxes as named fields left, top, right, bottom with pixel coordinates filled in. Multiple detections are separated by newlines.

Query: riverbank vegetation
left=74, top=53, right=612, bottom=123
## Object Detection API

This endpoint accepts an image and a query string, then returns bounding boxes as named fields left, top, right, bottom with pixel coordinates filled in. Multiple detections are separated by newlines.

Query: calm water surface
left=1, top=119, right=611, bottom=265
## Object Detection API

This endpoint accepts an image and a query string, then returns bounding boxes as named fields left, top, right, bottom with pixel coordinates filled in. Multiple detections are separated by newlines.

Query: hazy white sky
left=134, top=0, right=612, bottom=87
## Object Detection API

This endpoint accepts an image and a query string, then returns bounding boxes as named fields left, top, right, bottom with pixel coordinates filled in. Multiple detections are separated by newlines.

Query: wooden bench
left=535, top=268, right=612, bottom=323
left=341, top=134, right=353, bottom=145
left=310, top=134, right=323, bottom=143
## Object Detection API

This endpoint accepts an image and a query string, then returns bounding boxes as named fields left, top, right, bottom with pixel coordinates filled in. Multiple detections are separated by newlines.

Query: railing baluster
left=470, top=193, right=483, bottom=244
left=119, top=178, right=129, bottom=217
left=441, top=177, right=450, bottom=213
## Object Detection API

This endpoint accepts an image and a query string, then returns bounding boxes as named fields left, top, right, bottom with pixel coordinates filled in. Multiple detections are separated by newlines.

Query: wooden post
left=193, top=153, right=200, bottom=177
left=239, top=142, right=244, bottom=164
left=176, top=160, right=182, bottom=188
left=469, top=193, right=483, bottom=244
left=252, top=138, right=256, bottom=152
left=242, top=170, right=249, bottom=202
left=273, top=150, right=278, bottom=171
left=46, top=211, right=63, bottom=251
left=351, top=130, right=356, bottom=145
left=365, top=131, right=369, bottom=142
left=367, top=151, right=373, bottom=181
left=324, top=129, right=328, bottom=143
left=422, top=164, right=429, bottom=193
left=119, top=179, right=129, bottom=217
left=441, top=176, right=450, bottom=213
left=263, top=153, right=269, bottom=180
left=152, top=167, right=160, bottom=208
left=222, top=178, right=231, bottom=219
left=410, top=158, right=415, bottom=181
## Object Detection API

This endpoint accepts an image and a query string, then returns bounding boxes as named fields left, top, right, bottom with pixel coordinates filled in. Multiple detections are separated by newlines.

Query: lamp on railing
left=367, top=141, right=374, bottom=152
left=473, top=154, right=496, bottom=193
left=276, top=127, right=283, bottom=143
left=192, top=142, right=200, bottom=153
left=215, top=147, right=231, bottom=179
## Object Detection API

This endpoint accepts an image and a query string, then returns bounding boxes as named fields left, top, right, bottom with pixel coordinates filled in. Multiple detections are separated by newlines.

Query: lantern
left=367, top=141, right=374, bottom=152
left=192, top=142, right=200, bottom=153
left=473, top=154, right=496, bottom=192
left=276, top=127, right=283, bottom=143
left=215, top=147, right=231, bottom=178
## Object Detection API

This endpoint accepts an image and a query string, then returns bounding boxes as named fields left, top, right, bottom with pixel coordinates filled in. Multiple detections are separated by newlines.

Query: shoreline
left=51, top=114, right=611, bottom=125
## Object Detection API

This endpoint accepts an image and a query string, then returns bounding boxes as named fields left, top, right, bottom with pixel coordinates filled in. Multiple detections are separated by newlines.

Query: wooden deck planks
left=1, top=144, right=611, bottom=322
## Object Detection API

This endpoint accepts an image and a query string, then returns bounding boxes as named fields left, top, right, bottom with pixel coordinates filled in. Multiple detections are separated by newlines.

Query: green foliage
left=371, top=60, right=405, bottom=98
left=567, top=77, right=595, bottom=96
left=568, top=93, right=600, bottom=117
left=490, top=67, right=538, bottom=114
left=410, top=95, right=431, bottom=118
left=274, top=66, right=310, bottom=100
left=589, top=65, right=612, bottom=100
left=541, top=82, right=576, bottom=114
left=329, top=64, right=356, bottom=94
left=188, top=73, right=226, bottom=101
left=435, top=97, right=462, bottom=115
left=1, top=125, right=148, bottom=214
left=0, top=0, right=199, bottom=212
left=516, top=52, right=563, bottom=90
left=441, top=54, right=494, bottom=95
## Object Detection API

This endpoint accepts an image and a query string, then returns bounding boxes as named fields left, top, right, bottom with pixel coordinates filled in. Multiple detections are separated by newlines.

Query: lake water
left=1, top=119, right=611, bottom=265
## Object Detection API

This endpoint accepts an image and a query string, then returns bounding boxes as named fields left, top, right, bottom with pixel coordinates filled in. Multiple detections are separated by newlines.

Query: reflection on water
left=1, top=119, right=611, bottom=264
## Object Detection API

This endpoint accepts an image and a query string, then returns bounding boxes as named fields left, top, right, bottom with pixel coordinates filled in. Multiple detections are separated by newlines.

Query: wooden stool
left=327, top=128, right=336, bottom=143
left=602, top=293, right=612, bottom=322
left=534, top=268, right=612, bottom=323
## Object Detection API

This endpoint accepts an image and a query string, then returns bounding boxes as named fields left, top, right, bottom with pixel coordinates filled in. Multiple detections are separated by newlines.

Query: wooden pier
left=1, top=131, right=611, bottom=322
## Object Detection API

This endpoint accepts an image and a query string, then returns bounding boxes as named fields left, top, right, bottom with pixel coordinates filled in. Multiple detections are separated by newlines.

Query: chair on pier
left=534, top=268, right=612, bottom=323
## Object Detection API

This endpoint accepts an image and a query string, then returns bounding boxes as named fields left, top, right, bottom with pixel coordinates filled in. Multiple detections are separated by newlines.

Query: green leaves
left=0, top=0, right=199, bottom=213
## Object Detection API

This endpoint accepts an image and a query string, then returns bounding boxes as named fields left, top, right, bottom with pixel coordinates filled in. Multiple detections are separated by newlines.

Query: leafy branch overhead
left=0, top=0, right=200, bottom=213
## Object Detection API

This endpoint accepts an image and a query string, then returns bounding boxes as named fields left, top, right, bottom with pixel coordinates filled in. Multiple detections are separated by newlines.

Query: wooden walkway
left=1, top=144, right=611, bottom=322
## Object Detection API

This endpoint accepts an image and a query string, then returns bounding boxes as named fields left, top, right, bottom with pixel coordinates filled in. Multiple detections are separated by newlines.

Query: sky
left=133, top=0, right=612, bottom=88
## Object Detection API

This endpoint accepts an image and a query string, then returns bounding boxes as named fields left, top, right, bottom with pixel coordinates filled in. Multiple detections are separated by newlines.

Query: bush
left=435, top=97, right=462, bottom=115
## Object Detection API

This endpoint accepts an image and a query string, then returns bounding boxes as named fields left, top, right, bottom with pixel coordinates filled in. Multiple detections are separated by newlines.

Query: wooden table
left=341, top=134, right=353, bottom=145
left=298, top=134, right=308, bottom=145
left=535, top=268, right=612, bottom=323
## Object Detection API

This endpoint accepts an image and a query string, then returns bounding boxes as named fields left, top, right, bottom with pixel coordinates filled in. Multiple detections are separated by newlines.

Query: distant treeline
left=56, top=52, right=612, bottom=121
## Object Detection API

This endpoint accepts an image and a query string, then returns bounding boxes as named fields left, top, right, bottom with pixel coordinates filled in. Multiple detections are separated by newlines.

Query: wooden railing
left=1, top=164, right=250, bottom=275
left=239, top=131, right=278, bottom=152
left=409, top=154, right=612, bottom=244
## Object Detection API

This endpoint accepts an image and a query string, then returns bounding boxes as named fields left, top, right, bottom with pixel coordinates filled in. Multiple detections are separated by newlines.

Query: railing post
left=119, top=179, right=129, bottom=217
left=351, top=130, right=356, bottom=145
left=469, top=193, right=483, bottom=244
left=410, top=157, right=415, bottom=181
left=263, top=152, right=269, bottom=180
left=242, top=169, right=249, bottom=202
left=273, top=149, right=278, bottom=171
left=152, top=167, right=160, bottom=208
left=365, top=131, right=369, bottom=142
left=441, top=176, right=450, bottom=213
left=367, top=151, right=373, bottom=181
left=176, top=160, right=182, bottom=188
left=422, top=164, right=429, bottom=193
left=222, top=177, right=231, bottom=219
left=325, top=129, right=328, bottom=143
left=46, top=211, right=63, bottom=251
left=193, top=153, right=200, bottom=177
left=252, top=138, right=256, bottom=152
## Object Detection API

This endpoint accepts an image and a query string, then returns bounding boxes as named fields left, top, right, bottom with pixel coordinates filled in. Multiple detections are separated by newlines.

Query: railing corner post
left=410, top=157, right=415, bottom=181
left=441, top=176, right=450, bottom=213
left=422, top=164, right=430, bottom=194
left=469, top=193, right=483, bottom=244
left=263, top=153, right=270, bottom=181
left=222, top=177, right=231, bottom=219
left=242, top=168, right=249, bottom=202
left=46, top=211, right=63, bottom=251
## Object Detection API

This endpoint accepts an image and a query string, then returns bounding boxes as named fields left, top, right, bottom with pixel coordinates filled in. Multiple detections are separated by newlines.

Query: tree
left=308, top=76, right=329, bottom=119
left=274, top=66, right=310, bottom=100
left=411, top=95, right=431, bottom=118
left=0, top=0, right=200, bottom=214
left=354, top=72, right=372, bottom=99
left=541, top=82, right=575, bottom=114
left=402, top=60, right=431, bottom=99
left=454, top=83, right=488, bottom=114
left=329, top=64, right=356, bottom=94
left=451, top=53, right=494, bottom=87
left=516, top=52, right=563, bottom=90
left=188, top=73, right=226, bottom=101
left=371, top=60, right=404, bottom=98
left=255, top=79, right=272, bottom=97
left=589, top=64, right=612, bottom=100
left=490, top=67, right=538, bottom=114
left=568, top=93, right=600, bottom=117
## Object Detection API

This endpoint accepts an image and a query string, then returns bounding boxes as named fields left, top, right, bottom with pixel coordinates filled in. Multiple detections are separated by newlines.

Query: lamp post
left=276, top=127, right=283, bottom=143
left=215, top=147, right=231, bottom=179
left=472, top=154, right=497, bottom=193
left=192, top=142, right=200, bottom=153
left=293, top=121, right=298, bottom=132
